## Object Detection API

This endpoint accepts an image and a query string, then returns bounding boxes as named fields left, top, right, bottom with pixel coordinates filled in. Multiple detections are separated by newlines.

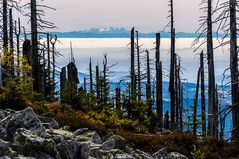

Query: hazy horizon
left=19, top=0, right=226, bottom=33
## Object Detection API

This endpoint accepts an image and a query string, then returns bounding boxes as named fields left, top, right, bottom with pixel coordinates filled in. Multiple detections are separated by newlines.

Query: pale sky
left=22, top=0, right=220, bottom=33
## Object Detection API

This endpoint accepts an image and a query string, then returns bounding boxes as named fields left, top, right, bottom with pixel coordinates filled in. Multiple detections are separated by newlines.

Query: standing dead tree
left=167, top=0, right=176, bottom=130
left=9, top=8, right=14, bottom=77
left=229, top=0, right=239, bottom=142
left=193, top=0, right=217, bottom=138
left=193, top=67, right=201, bottom=138
left=155, top=33, right=163, bottom=128
left=50, top=35, right=57, bottom=99
left=130, top=27, right=136, bottom=101
left=89, top=58, right=93, bottom=94
left=14, top=18, right=21, bottom=77
left=214, top=0, right=239, bottom=142
left=146, top=49, right=152, bottom=117
left=200, top=51, right=207, bottom=139
left=2, top=0, right=9, bottom=84
left=135, top=30, right=142, bottom=101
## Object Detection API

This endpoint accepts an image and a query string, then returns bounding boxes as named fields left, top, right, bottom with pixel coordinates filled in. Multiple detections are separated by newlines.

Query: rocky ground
left=0, top=107, right=189, bottom=159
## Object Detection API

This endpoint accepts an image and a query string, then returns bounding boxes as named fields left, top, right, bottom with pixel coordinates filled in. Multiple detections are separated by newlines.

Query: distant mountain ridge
left=52, top=27, right=223, bottom=38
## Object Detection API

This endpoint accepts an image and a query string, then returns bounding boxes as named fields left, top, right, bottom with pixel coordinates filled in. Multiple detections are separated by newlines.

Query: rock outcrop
left=0, top=107, right=188, bottom=159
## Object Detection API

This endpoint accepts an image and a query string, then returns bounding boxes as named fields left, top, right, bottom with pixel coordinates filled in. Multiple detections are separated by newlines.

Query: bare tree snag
left=155, top=33, right=163, bottom=128
left=136, top=31, right=141, bottom=101
left=130, top=27, right=136, bottom=100
left=229, top=0, right=239, bottom=142
left=193, top=67, right=201, bottom=138
left=89, top=58, right=93, bottom=94
left=207, top=0, right=217, bottom=138
left=146, top=50, right=152, bottom=117
left=200, top=51, right=206, bottom=139
left=9, top=8, right=14, bottom=77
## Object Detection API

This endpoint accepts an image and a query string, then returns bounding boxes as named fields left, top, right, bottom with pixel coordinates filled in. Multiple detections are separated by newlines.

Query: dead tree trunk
left=31, top=0, right=41, bottom=93
left=96, top=65, right=100, bottom=105
left=136, top=31, right=141, bottom=101
left=193, top=67, right=201, bottom=138
left=229, top=0, right=239, bottom=142
left=179, top=62, right=183, bottom=131
left=3, top=0, right=8, bottom=51
left=15, top=18, right=21, bottom=77
left=200, top=51, right=206, bottom=139
left=130, top=27, right=136, bottom=100
left=155, top=33, right=163, bottom=128
left=9, top=8, right=14, bottom=77
left=89, top=58, right=93, bottom=94
left=169, top=28, right=176, bottom=130
left=50, top=35, right=57, bottom=99
left=103, top=54, right=108, bottom=106
left=60, top=67, right=67, bottom=93
left=46, top=33, right=51, bottom=82
left=207, top=0, right=217, bottom=138
left=175, top=57, right=179, bottom=127
left=164, top=110, right=169, bottom=130
left=146, top=50, right=152, bottom=117
left=116, top=87, right=121, bottom=112
left=2, top=0, right=8, bottom=85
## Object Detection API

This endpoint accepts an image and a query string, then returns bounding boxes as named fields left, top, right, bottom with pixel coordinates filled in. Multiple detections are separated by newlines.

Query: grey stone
left=134, top=149, right=152, bottom=159
left=13, top=128, right=59, bottom=158
left=114, top=154, right=135, bottom=159
left=73, top=128, right=89, bottom=136
left=80, top=142, right=91, bottom=159
left=0, top=139, right=16, bottom=157
left=37, top=116, right=59, bottom=129
left=167, top=152, right=188, bottom=159
left=57, top=139, right=81, bottom=159
left=153, top=148, right=168, bottom=159
left=107, top=135, right=126, bottom=150
left=102, top=138, right=115, bottom=151
left=5, top=107, right=47, bottom=139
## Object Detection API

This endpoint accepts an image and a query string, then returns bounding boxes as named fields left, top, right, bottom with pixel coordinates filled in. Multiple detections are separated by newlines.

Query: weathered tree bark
left=169, top=28, right=176, bottom=130
left=168, top=0, right=176, bottom=130
left=50, top=36, right=57, bottom=99
left=102, top=54, right=108, bottom=106
left=31, top=0, right=41, bottom=93
left=115, top=87, right=121, bottom=112
left=47, top=33, right=51, bottom=83
left=229, top=0, right=239, bottom=142
left=96, top=65, right=100, bottom=104
left=207, top=0, right=217, bottom=138
left=2, top=0, right=8, bottom=85
left=60, top=67, right=67, bottom=93
left=155, top=33, right=163, bottom=128
left=89, top=58, right=93, bottom=94
left=175, top=57, right=179, bottom=127
left=130, top=27, right=136, bottom=100
left=200, top=51, right=206, bottom=139
left=84, top=77, right=87, bottom=91
left=9, top=8, right=14, bottom=77
left=15, top=18, right=21, bottom=77
left=164, top=110, right=170, bottom=130
left=179, top=69, right=183, bottom=131
left=22, top=40, right=31, bottom=66
left=136, top=31, right=141, bottom=101
left=3, top=0, right=8, bottom=51
left=146, top=50, right=152, bottom=117
left=193, top=67, right=201, bottom=138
